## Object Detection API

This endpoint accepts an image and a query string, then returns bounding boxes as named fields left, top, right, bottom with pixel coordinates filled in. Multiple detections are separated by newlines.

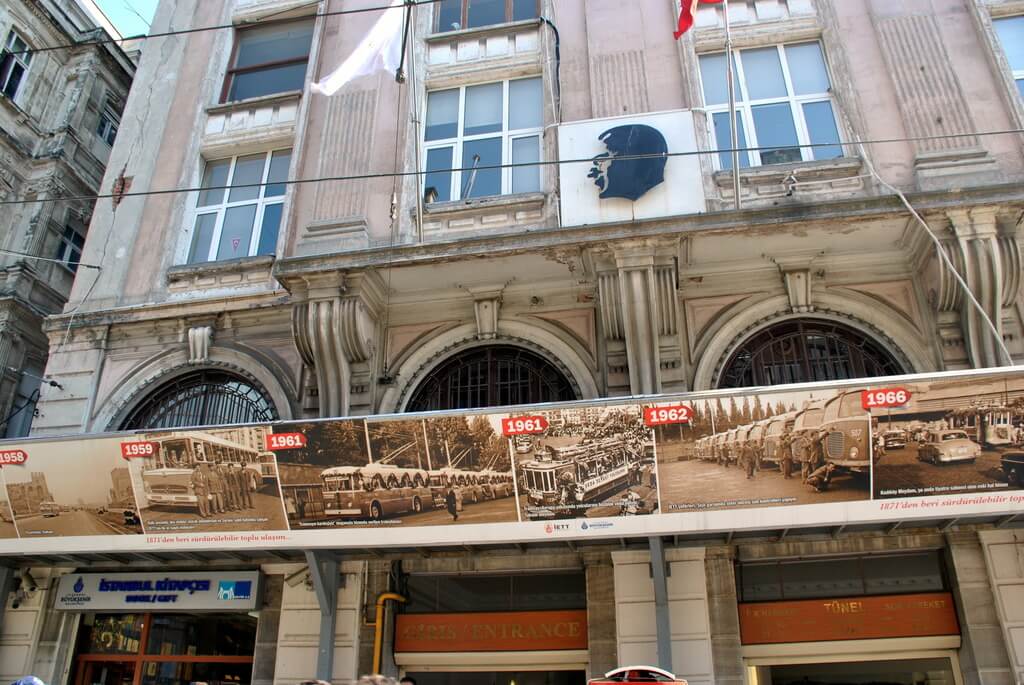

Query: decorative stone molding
left=422, top=193, right=546, bottom=240
left=425, top=19, right=541, bottom=80
left=187, top=326, right=213, bottom=364
left=711, top=158, right=866, bottom=209
left=464, top=285, right=507, bottom=341
left=166, top=255, right=276, bottom=295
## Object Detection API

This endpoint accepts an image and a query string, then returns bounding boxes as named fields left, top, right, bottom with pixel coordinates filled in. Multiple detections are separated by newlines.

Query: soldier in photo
left=780, top=432, right=794, bottom=479
left=797, top=433, right=814, bottom=482
left=191, top=462, right=211, bottom=518
left=238, top=464, right=254, bottom=509
left=741, top=440, right=756, bottom=480
left=208, top=464, right=226, bottom=515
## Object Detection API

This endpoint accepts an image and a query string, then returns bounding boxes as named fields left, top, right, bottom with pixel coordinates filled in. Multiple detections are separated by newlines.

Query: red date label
left=501, top=416, right=549, bottom=436
left=266, top=432, right=307, bottom=450
left=0, top=449, right=27, bottom=465
left=862, top=388, right=912, bottom=410
left=120, top=441, right=156, bottom=459
left=644, top=404, right=694, bottom=427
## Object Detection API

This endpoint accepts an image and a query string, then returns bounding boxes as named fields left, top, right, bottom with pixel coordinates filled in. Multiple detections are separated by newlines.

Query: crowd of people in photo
left=188, top=461, right=259, bottom=518
left=696, top=427, right=841, bottom=492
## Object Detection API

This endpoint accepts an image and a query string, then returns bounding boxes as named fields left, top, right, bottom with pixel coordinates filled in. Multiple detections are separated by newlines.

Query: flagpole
left=724, top=0, right=740, bottom=210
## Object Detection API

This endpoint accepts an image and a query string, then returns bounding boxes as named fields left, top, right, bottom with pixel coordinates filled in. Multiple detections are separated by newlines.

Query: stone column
left=614, top=246, right=662, bottom=396
left=705, top=546, right=743, bottom=685
left=585, top=551, right=618, bottom=677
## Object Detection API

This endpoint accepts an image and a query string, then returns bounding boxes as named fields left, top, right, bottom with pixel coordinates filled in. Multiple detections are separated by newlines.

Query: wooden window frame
left=434, top=0, right=541, bottom=33
left=219, top=17, right=313, bottom=104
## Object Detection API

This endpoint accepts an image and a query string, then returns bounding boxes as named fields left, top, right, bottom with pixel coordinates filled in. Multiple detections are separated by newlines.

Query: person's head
left=588, top=124, right=668, bottom=201
left=400, top=677, right=417, bottom=685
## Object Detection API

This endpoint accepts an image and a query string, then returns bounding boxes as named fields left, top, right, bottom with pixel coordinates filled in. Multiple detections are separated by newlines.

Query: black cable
left=540, top=17, right=561, bottom=115
left=1, top=128, right=1022, bottom=207
left=6, top=0, right=447, bottom=57
left=0, top=387, right=40, bottom=434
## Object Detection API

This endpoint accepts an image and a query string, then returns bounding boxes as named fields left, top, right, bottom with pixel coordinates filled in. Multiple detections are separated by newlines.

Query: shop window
left=186, top=149, right=290, bottom=264
left=994, top=16, right=1024, bottom=99
left=718, top=319, right=904, bottom=389
left=56, top=225, right=86, bottom=273
left=405, top=345, right=576, bottom=412
left=435, top=0, right=539, bottom=32
left=699, top=42, right=842, bottom=169
left=755, top=657, right=958, bottom=685
left=222, top=19, right=314, bottom=102
left=119, top=370, right=278, bottom=430
left=738, top=552, right=947, bottom=602
left=0, top=30, right=32, bottom=102
left=404, top=572, right=586, bottom=613
left=424, top=77, right=543, bottom=203
left=73, top=613, right=257, bottom=685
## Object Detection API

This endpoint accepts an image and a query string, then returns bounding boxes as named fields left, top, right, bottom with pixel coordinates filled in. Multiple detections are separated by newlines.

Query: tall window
left=96, top=100, right=121, bottom=146
left=994, top=16, right=1024, bottom=99
left=0, top=30, right=32, bottom=101
left=406, top=346, right=576, bottom=412
left=55, top=225, right=86, bottom=273
left=187, top=149, right=290, bottom=264
left=699, top=42, right=843, bottom=169
left=718, top=319, right=904, bottom=389
left=222, top=19, right=314, bottom=102
left=435, top=0, right=539, bottom=32
left=120, top=370, right=278, bottom=430
left=424, top=77, right=543, bottom=202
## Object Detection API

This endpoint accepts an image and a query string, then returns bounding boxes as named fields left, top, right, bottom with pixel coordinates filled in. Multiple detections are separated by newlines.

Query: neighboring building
left=0, top=0, right=136, bottom=438
left=108, top=466, right=132, bottom=507
left=5, top=2, right=1024, bottom=685
left=6, top=470, right=52, bottom=514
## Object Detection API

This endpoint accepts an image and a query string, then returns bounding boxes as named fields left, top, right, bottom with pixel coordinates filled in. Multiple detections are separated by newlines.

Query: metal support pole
left=0, top=566, right=14, bottom=630
left=305, top=551, right=339, bottom=682
left=648, top=536, right=672, bottom=673
left=724, top=0, right=741, bottom=210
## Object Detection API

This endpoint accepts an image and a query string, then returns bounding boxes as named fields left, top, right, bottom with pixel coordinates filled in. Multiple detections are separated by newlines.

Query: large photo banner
left=0, top=367, right=1022, bottom=552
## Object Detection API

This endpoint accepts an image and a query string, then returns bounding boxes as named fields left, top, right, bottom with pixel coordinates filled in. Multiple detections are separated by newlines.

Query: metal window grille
left=119, top=370, right=278, bottom=430
left=406, top=346, right=576, bottom=412
left=719, top=320, right=903, bottom=389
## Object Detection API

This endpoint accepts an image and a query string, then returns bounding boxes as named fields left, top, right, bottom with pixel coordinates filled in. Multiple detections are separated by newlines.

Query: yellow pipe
left=372, top=591, right=407, bottom=675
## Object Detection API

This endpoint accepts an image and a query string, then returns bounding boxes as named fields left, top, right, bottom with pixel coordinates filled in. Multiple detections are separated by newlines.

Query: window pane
left=228, top=153, right=267, bottom=203
left=426, top=89, right=459, bottom=140
left=752, top=103, right=801, bottom=164
left=803, top=101, right=843, bottom=160
left=461, top=137, right=502, bottom=198
left=265, top=149, right=292, bottom=196
left=216, top=204, right=258, bottom=260
left=3, top=63, right=24, bottom=99
left=712, top=111, right=750, bottom=169
left=198, top=159, right=231, bottom=206
left=234, top=22, right=313, bottom=69
left=513, top=0, right=538, bottom=21
left=786, top=43, right=831, bottom=95
left=228, top=62, right=308, bottom=101
left=699, top=52, right=742, bottom=106
left=509, top=78, right=543, bottom=129
left=512, top=135, right=540, bottom=193
left=78, top=614, right=144, bottom=654
left=145, top=613, right=256, bottom=656
left=436, top=0, right=462, bottom=31
left=464, top=82, right=503, bottom=135
left=741, top=47, right=788, bottom=100
left=780, top=559, right=865, bottom=599
left=739, top=564, right=782, bottom=601
left=188, top=213, right=217, bottom=264
left=467, top=0, right=506, bottom=28
left=425, top=147, right=454, bottom=202
left=257, top=203, right=283, bottom=255
left=995, top=16, right=1024, bottom=71
left=863, top=553, right=944, bottom=595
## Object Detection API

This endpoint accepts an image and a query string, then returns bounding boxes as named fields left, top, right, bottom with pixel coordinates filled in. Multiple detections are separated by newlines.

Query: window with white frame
left=96, top=100, right=120, bottom=146
left=55, top=225, right=85, bottom=273
left=698, top=42, right=843, bottom=170
left=434, top=0, right=540, bottom=32
left=186, top=149, right=290, bottom=264
left=423, top=77, right=543, bottom=203
left=0, top=30, right=32, bottom=101
left=993, top=16, right=1024, bottom=100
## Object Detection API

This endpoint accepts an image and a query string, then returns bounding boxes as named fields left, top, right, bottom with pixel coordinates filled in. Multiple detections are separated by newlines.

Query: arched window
left=718, top=319, right=904, bottom=389
left=120, top=370, right=278, bottom=430
left=406, top=345, right=577, bottom=412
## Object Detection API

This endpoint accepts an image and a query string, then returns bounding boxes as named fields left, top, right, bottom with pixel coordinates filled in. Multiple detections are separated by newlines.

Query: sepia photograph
left=0, top=472, right=18, bottom=538
left=871, top=375, right=1024, bottom=499
left=511, top=404, right=658, bottom=521
left=656, top=387, right=871, bottom=513
left=126, top=426, right=289, bottom=533
left=4, top=437, right=144, bottom=537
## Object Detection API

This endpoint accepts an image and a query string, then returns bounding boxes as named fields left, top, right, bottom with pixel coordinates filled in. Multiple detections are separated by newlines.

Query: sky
left=94, top=0, right=159, bottom=38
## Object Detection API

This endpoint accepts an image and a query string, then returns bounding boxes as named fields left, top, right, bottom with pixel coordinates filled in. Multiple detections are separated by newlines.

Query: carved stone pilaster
left=466, top=286, right=504, bottom=341
left=187, top=326, right=213, bottom=364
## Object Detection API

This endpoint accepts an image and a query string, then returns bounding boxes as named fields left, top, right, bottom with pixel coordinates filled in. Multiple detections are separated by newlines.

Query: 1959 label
left=120, top=442, right=156, bottom=459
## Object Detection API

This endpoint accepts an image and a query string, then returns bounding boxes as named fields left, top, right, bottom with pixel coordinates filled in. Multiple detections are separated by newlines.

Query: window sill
left=422, top=192, right=547, bottom=239
left=207, top=90, right=302, bottom=116
left=711, top=157, right=866, bottom=202
left=427, top=18, right=541, bottom=43
left=167, top=255, right=276, bottom=293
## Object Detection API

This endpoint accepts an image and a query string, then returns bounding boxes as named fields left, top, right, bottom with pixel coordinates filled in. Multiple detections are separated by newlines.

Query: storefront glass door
left=755, top=657, right=958, bottom=685
left=407, top=671, right=586, bottom=685
left=78, top=661, right=135, bottom=685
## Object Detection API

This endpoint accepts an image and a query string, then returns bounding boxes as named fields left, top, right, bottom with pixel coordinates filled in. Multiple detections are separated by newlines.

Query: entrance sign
left=54, top=571, right=261, bottom=611
left=395, top=610, right=588, bottom=652
left=0, top=367, right=1022, bottom=554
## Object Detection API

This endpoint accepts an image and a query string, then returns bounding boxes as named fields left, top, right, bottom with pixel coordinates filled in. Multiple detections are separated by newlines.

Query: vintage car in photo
left=1000, top=451, right=1024, bottom=487
left=916, top=430, right=981, bottom=465
left=883, top=429, right=907, bottom=449
left=588, top=666, right=688, bottom=685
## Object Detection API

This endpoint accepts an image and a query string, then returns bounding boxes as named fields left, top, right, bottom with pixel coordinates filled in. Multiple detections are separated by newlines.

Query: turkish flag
left=675, top=0, right=724, bottom=39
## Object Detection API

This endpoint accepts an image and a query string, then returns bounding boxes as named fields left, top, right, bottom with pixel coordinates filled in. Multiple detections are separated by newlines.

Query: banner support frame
left=649, top=536, right=672, bottom=673
left=305, top=550, right=340, bottom=681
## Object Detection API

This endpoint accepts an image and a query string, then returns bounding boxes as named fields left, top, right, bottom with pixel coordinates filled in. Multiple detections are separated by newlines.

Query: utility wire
left=6, top=0, right=446, bottom=57
left=0, top=248, right=102, bottom=270
left=2, top=128, right=1023, bottom=208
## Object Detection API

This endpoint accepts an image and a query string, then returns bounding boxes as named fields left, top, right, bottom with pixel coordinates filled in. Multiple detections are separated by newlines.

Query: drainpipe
left=372, top=592, right=407, bottom=675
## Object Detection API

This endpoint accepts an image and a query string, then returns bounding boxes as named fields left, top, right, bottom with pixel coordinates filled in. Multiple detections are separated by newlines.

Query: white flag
left=312, top=0, right=405, bottom=96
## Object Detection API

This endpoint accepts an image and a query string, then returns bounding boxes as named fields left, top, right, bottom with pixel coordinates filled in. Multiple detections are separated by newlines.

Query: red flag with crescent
left=675, top=0, right=725, bottom=39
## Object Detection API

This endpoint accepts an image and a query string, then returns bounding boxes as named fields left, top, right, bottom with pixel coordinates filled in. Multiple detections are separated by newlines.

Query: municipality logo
left=217, top=580, right=253, bottom=600
left=73, top=576, right=85, bottom=593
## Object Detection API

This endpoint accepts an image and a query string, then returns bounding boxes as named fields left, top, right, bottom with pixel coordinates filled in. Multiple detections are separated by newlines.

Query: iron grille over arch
left=405, top=345, right=577, bottom=412
left=718, top=319, right=905, bottom=389
left=119, top=369, right=279, bottom=430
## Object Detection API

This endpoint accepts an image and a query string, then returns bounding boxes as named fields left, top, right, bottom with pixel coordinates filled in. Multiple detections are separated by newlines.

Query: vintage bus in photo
left=39, top=501, right=60, bottom=518
left=763, top=412, right=797, bottom=464
left=791, top=399, right=827, bottom=464
left=320, top=464, right=432, bottom=520
left=139, top=432, right=264, bottom=512
left=480, top=470, right=514, bottom=499
left=819, top=390, right=871, bottom=473
left=513, top=435, right=535, bottom=455
left=947, top=405, right=1017, bottom=448
left=520, top=436, right=636, bottom=519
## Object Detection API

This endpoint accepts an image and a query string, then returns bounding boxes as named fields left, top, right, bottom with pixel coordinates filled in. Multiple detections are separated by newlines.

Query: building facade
left=5, top=1, right=1024, bottom=685
left=0, top=0, right=136, bottom=438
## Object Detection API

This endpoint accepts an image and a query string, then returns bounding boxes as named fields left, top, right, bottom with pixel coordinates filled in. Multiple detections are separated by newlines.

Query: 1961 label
left=265, top=432, right=307, bottom=450
left=501, top=416, right=549, bottom=436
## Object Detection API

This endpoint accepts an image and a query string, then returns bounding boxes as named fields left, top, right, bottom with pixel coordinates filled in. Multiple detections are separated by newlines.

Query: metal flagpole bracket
left=305, top=550, right=341, bottom=681
left=648, top=536, right=673, bottom=673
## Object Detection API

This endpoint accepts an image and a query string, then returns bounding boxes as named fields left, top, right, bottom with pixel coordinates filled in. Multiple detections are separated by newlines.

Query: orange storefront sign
left=739, top=592, right=960, bottom=645
left=395, top=610, right=588, bottom=652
